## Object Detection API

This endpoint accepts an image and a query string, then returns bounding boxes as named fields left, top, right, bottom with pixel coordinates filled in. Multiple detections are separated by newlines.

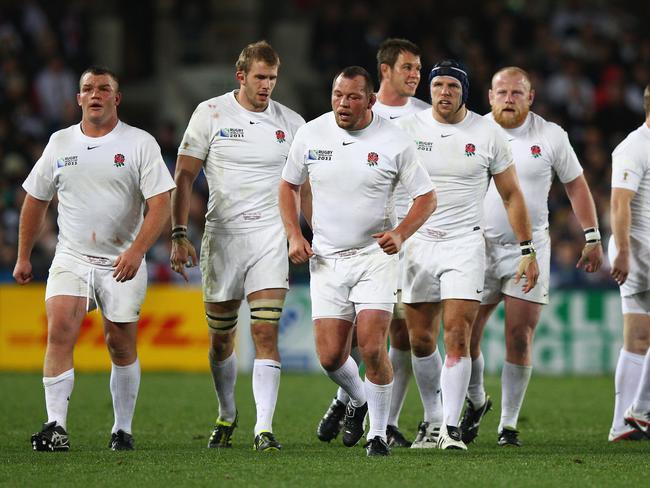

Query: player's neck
left=376, top=86, right=409, bottom=107
left=645, top=116, right=650, bottom=129
left=80, top=116, right=119, bottom=138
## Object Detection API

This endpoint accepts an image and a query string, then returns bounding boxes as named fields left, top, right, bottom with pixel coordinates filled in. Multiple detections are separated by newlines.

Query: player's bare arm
left=169, top=154, right=202, bottom=281
left=372, top=190, right=436, bottom=255
left=13, top=195, right=50, bottom=285
left=493, top=165, right=539, bottom=292
left=279, top=180, right=313, bottom=264
left=564, top=174, right=603, bottom=272
left=300, top=179, right=313, bottom=229
left=113, top=190, right=171, bottom=282
left=610, top=187, right=634, bottom=285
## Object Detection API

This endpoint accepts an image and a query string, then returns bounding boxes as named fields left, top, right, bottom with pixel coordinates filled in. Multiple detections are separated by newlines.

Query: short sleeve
left=22, top=138, right=57, bottom=201
left=551, top=127, right=583, bottom=184
left=177, top=102, right=213, bottom=161
left=281, top=128, right=309, bottom=185
left=488, top=130, right=513, bottom=176
left=139, top=134, right=176, bottom=199
left=396, top=142, right=434, bottom=198
left=612, top=143, right=645, bottom=192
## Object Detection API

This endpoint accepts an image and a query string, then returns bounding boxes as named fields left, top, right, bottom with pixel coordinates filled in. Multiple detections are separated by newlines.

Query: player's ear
left=528, top=88, right=535, bottom=106
left=235, top=70, right=246, bottom=85
left=115, top=91, right=122, bottom=107
left=368, top=92, right=377, bottom=110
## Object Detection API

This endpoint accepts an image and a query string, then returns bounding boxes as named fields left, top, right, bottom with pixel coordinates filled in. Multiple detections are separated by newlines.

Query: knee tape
left=206, top=310, right=238, bottom=334
left=249, top=298, right=284, bottom=326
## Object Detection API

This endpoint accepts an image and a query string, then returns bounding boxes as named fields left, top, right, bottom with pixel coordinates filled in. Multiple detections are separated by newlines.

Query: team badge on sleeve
left=531, top=145, right=542, bottom=158
left=114, top=154, right=125, bottom=167
left=275, top=130, right=286, bottom=143
left=465, top=143, right=476, bottom=157
left=367, top=152, right=379, bottom=167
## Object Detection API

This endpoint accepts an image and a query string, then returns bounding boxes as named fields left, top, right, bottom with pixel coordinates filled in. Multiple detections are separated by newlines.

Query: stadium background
left=0, top=0, right=648, bottom=374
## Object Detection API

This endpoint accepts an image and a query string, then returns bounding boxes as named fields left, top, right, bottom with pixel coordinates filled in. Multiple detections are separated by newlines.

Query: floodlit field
left=1, top=372, right=648, bottom=487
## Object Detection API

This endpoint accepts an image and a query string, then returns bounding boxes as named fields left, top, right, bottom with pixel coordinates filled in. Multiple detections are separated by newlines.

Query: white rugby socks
left=411, top=349, right=443, bottom=424
left=498, top=361, right=532, bottom=432
left=43, top=368, right=74, bottom=430
left=253, top=359, right=281, bottom=435
left=630, top=348, right=650, bottom=412
left=467, top=352, right=487, bottom=407
left=440, top=356, right=471, bottom=427
left=209, top=352, right=237, bottom=423
left=612, top=348, right=644, bottom=432
left=326, top=355, right=366, bottom=407
left=387, top=347, right=412, bottom=427
left=365, top=377, right=393, bottom=441
left=110, top=359, right=140, bottom=434
left=335, top=346, right=362, bottom=405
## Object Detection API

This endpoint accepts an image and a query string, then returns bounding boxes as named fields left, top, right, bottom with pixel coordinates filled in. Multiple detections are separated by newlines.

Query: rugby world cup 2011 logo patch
left=275, top=130, right=286, bottom=143
left=114, top=153, right=125, bottom=167
left=367, top=152, right=379, bottom=167
left=219, top=128, right=244, bottom=138
left=531, top=145, right=542, bottom=158
left=465, top=143, right=476, bottom=157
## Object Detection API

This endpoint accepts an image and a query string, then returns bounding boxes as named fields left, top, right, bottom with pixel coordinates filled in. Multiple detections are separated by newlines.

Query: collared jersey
left=611, top=122, right=650, bottom=237
left=373, top=97, right=431, bottom=221
left=396, top=109, right=512, bottom=240
left=178, top=91, right=305, bottom=232
left=282, top=112, right=433, bottom=257
left=483, top=111, right=583, bottom=244
left=23, top=121, right=175, bottom=262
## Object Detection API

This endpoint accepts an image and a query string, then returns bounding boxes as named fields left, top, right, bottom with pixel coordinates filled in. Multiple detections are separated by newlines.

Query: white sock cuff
left=621, top=348, right=645, bottom=364
left=43, top=368, right=74, bottom=387
left=215, top=352, right=237, bottom=368
left=504, top=361, right=532, bottom=372
left=254, top=359, right=281, bottom=369
left=412, top=350, right=437, bottom=364
left=365, top=377, right=393, bottom=391
left=474, top=351, right=484, bottom=364
left=112, top=358, right=140, bottom=371
left=389, top=347, right=411, bottom=360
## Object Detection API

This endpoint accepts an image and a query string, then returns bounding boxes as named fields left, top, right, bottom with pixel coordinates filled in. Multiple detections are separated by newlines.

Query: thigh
left=622, top=311, right=650, bottom=354
left=244, top=224, right=290, bottom=296
left=45, top=253, right=97, bottom=310
left=45, top=294, right=88, bottom=341
left=314, top=317, right=354, bottom=368
left=356, top=309, right=392, bottom=347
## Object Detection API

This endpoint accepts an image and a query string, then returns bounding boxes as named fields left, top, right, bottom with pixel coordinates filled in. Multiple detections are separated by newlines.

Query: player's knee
left=206, top=310, right=239, bottom=335
left=319, top=350, right=347, bottom=372
left=249, top=298, right=284, bottom=326
left=105, top=336, right=135, bottom=362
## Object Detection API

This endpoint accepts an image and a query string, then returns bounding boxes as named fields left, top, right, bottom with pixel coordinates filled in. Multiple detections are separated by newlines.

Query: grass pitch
left=0, top=372, right=648, bottom=487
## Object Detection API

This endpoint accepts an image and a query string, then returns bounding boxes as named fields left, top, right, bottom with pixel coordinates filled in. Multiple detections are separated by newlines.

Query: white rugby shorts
left=608, top=234, right=650, bottom=299
left=310, top=248, right=398, bottom=322
left=200, top=222, right=289, bottom=302
left=401, top=231, right=485, bottom=303
left=482, top=233, right=551, bottom=305
left=45, top=251, right=147, bottom=323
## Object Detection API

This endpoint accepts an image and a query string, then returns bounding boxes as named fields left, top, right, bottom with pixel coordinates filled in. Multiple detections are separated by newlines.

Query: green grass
left=0, top=372, right=648, bottom=487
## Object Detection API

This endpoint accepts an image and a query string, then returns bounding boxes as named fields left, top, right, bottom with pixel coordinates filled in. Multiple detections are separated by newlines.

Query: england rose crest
left=114, top=153, right=125, bottom=167
left=465, top=143, right=476, bottom=157
left=531, top=145, right=541, bottom=158
left=367, top=152, right=379, bottom=166
left=275, top=130, right=286, bottom=143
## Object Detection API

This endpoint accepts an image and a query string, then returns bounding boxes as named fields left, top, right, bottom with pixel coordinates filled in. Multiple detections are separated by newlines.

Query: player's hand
left=288, top=235, right=314, bottom=264
left=113, top=247, right=144, bottom=282
left=515, top=253, right=539, bottom=293
left=610, top=250, right=629, bottom=285
left=576, top=241, right=603, bottom=273
left=170, top=237, right=198, bottom=282
left=13, top=259, right=33, bottom=285
left=372, top=230, right=403, bottom=255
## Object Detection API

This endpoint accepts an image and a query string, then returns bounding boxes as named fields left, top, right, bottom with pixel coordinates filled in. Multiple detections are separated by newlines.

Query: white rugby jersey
left=178, top=91, right=305, bottom=231
left=611, top=122, right=650, bottom=238
left=396, top=110, right=512, bottom=240
left=373, top=97, right=431, bottom=221
left=23, top=121, right=175, bottom=263
left=483, top=112, right=583, bottom=244
left=282, top=112, right=433, bottom=257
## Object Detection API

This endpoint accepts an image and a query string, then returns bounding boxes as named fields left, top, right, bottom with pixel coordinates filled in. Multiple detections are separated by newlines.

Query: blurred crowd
left=2, top=0, right=649, bottom=289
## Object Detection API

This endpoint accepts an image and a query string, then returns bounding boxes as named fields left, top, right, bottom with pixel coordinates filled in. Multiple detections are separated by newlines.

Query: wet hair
left=79, top=66, right=119, bottom=91
left=333, top=66, right=375, bottom=95
left=376, top=38, right=420, bottom=81
left=428, top=59, right=469, bottom=106
left=235, top=40, right=280, bottom=73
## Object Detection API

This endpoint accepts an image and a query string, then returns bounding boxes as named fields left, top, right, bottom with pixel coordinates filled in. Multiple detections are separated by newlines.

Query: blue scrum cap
left=428, top=59, right=469, bottom=106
